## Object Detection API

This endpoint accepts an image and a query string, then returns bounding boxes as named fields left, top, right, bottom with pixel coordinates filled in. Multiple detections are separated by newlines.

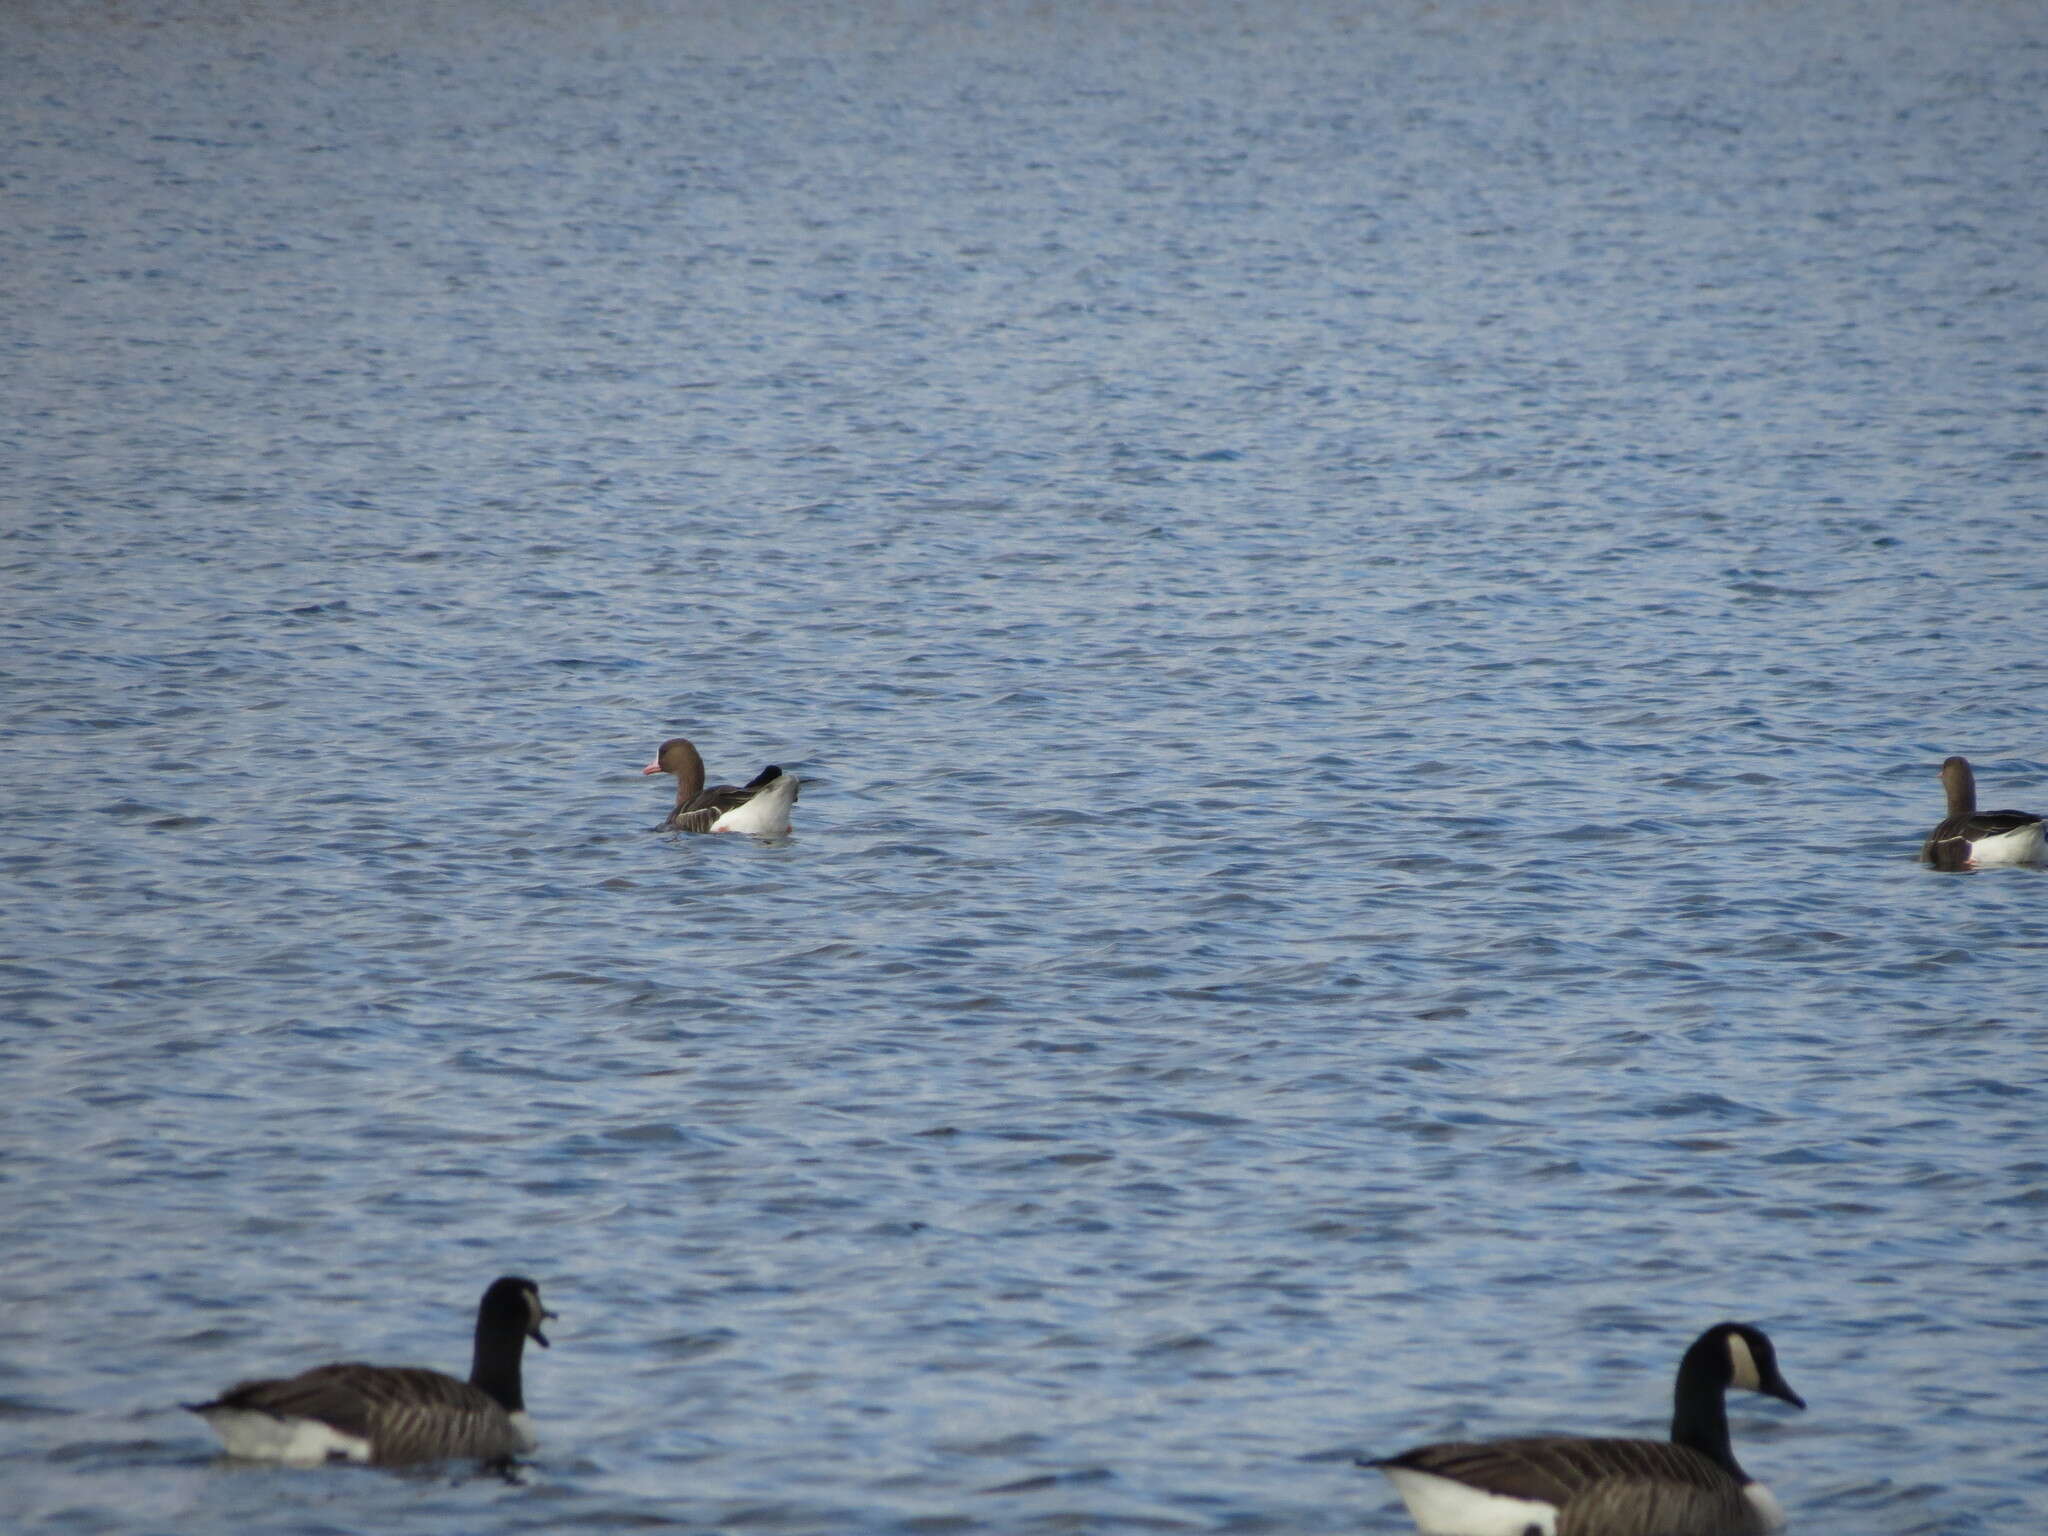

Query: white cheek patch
left=1726, top=1331, right=1762, bottom=1392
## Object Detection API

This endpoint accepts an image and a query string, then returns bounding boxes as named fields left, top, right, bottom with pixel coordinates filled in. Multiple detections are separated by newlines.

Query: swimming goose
left=643, top=737, right=799, bottom=835
left=1921, top=755, right=2044, bottom=870
left=1367, top=1321, right=1804, bottom=1536
left=187, top=1275, right=553, bottom=1464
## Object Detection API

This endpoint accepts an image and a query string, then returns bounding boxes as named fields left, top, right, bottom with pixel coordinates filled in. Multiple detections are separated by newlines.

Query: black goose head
left=1705, top=1321, right=1803, bottom=1408
left=1666, top=1322, right=1802, bottom=1476
left=480, top=1274, right=555, bottom=1350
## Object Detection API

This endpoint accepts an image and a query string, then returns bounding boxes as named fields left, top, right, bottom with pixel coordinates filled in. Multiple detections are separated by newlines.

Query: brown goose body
left=1921, top=755, right=2044, bottom=870
left=188, top=1276, right=553, bottom=1465
left=1369, top=1322, right=1804, bottom=1536
left=643, top=737, right=798, bottom=835
left=200, top=1363, right=534, bottom=1463
left=1380, top=1435, right=1772, bottom=1535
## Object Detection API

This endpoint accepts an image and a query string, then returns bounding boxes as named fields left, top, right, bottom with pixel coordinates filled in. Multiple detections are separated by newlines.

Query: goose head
left=642, top=738, right=703, bottom=780
left=480, top=1275, right=555, bottom=1350
left=1690, top=1321, right=1803, bottom=1409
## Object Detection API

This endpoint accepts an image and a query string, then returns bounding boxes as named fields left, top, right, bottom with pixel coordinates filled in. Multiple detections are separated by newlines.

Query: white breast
left=1743, top=1479, right=1789, bottom=1533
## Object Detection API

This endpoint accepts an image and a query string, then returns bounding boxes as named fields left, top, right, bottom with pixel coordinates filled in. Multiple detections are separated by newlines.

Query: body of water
left=4, top=2, right=2046, bottom=1531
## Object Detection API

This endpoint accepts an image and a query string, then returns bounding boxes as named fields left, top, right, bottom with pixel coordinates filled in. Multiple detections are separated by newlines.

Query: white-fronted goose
left=1922, top=755, right=2044, bottom=870
left=187, top=1275, right=553, bottom=1464
left=1367, top=1321, right=1805, bottom=1536
left=643, top=737, right=799, bottom=835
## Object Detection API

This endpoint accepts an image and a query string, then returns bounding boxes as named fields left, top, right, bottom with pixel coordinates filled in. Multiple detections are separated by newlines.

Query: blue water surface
left=4, top=2, right=2046, bottom=1532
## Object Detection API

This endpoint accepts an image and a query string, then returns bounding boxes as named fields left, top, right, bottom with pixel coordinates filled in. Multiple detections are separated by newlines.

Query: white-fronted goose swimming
left=187, top=1275, right=553, bottom=1464
left=643, top=737, right=799, bottom=835
left=1367, top=1321, right=1805, bottom=1536
left=1922, top=755, right=2044, bottom=870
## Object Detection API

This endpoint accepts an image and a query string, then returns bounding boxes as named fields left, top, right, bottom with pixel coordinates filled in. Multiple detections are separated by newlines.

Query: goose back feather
left=1382, top=1435, right=1746, bottom=1507
left=1379, top=1438, right=1768, bottom=1536
left=197, top=1364, right=534, bottom=1463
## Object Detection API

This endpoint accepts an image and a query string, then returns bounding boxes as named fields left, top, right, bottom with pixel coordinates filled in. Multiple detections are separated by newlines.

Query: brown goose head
left=642, top=738, right=706, bottom=803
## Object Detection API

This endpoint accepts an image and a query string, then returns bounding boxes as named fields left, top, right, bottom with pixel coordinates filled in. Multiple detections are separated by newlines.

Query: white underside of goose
left=1380, top=1465, right=1787, bottom=1536
left=192, top=1409, right=540, bottom=1466
left=1380, top=1466, right=1559, bottom=1535
left=193, top=1404, right=539, bottom=1464
left=193, top=1405, right=375, bottom=1464
left=1957, top=822, right=2045, bottom=867
left=709, top=773, right=798, bottom=835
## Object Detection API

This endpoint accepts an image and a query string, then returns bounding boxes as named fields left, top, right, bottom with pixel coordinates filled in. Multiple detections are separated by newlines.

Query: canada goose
left=1921, top=755, right=2044, bottom=870
left=187, top=1275, right=554, bottom=1464
left=643, top=737, right=799, bottom=835
left=1367, top=1322, right=1804, bottom=1536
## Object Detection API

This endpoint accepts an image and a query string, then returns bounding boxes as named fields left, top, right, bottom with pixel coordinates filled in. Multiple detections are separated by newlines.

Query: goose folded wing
left=1555, top=1474, right=1766, bottom=1536
left=206, top=1363, right=398, bottom=1440
left=215, top=1364, right=510, bottom=1460
left=1965, top=810, right=2042, bottom=834
left=669, top=765, right=786, bottom=831
left=1385, top=1436, right=1730, bottom=1502
left=1925, top=810, right=2043, bottom=867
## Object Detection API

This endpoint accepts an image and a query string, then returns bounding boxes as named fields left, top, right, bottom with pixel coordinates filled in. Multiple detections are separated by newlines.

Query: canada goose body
left=1922, top=756, right=2044, bottom=870
left=1370, top=1322, right=1804, bottom=1536
left=643, top=737, right=799, bottom=835
left=188, top=1275, right=553, bottom=1465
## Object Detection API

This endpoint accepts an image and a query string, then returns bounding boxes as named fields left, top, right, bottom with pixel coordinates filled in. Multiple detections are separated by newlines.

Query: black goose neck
left=1669, top=1348, right=1740, bottom=1478
left=470, top=1311, right=528, bottom=1411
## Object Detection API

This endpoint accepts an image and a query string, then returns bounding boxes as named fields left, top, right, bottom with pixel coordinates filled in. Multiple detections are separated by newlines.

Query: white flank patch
left=1965, top=822, right=2045, bottom=867
left=197, top=1406, right=373, bottom=1464
left=1380, top=1465, right=1559, bottom=1536
left=1744, top=1479, right=1789, bottom=1532
left=711, top=773, right=797, bottom=836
